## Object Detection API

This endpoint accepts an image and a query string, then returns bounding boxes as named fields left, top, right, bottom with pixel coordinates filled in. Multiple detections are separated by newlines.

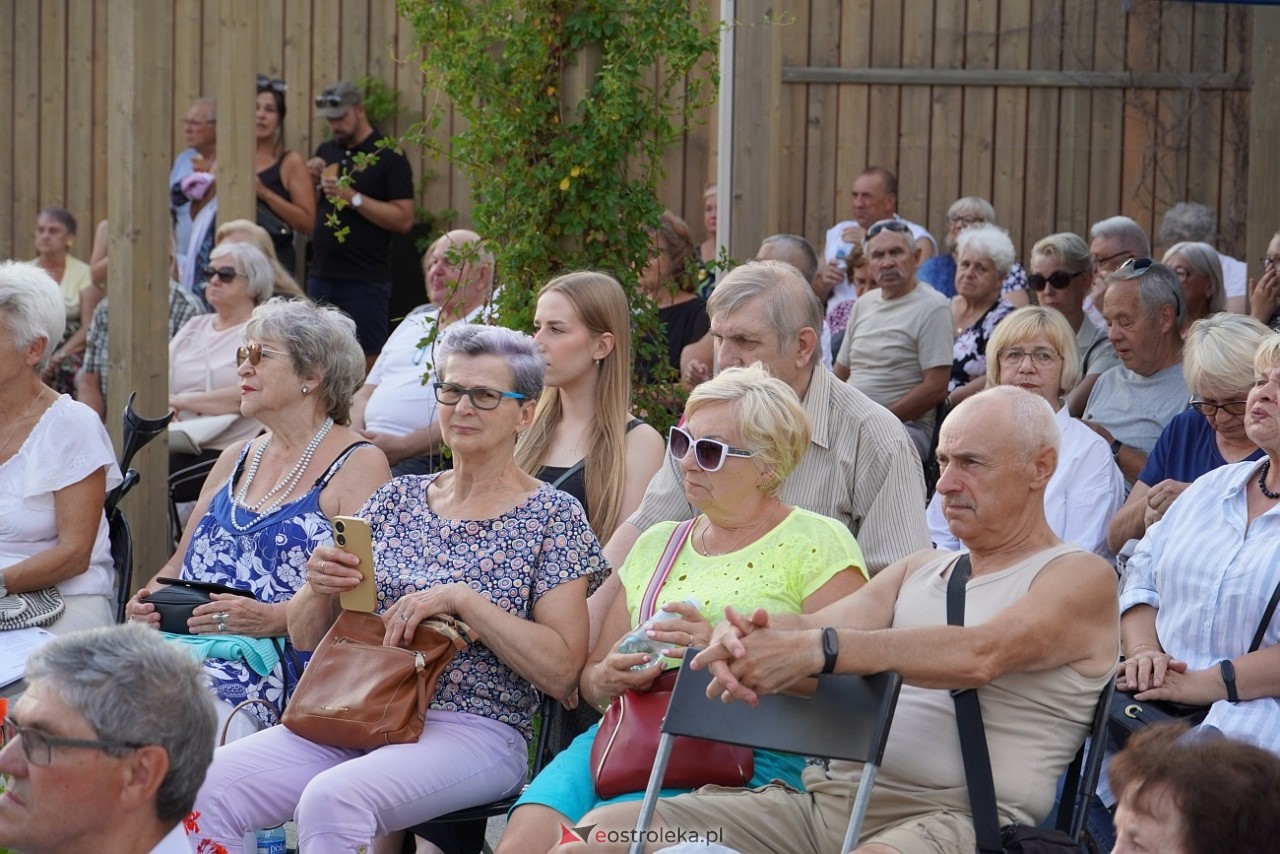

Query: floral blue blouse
left=362, top=474, right=605, bottom=742
left=950, top=298, right=1016, bottom=392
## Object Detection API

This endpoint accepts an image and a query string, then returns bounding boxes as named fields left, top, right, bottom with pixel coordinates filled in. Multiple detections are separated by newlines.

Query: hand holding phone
left=333, top=516, right=377, bottom=612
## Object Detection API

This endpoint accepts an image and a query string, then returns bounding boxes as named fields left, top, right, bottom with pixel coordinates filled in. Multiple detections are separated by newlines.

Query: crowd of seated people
left=10, top=81, right=1280, bottom=854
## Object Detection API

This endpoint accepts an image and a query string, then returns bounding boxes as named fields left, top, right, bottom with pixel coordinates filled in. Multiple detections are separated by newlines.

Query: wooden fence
left=3, top=1, right=1275, bottom=271
left=725, top=0, right=1277, bottom=271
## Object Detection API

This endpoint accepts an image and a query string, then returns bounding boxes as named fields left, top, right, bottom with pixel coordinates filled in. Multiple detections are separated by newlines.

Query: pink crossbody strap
left=637, top=517, right=697, bottom=623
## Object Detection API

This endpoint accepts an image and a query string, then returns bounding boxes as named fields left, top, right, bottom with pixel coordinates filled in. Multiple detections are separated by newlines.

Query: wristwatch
left=1220, top=659, right=1240, bottom=703
left=1110, top=438, right=1123, bottom=460
left=350, top=192, right=364, bottom=209
left=820, top=626, right=839, bottom=674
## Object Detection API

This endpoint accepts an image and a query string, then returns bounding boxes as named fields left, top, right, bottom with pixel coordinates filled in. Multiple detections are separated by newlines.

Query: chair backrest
left=660, top=665, right=902, bottom=765
left=107, top=505, right=133, bottom=623
left=1055, top=677, right=1116, bottom=840
left=118, top=391, right=175, bottom=474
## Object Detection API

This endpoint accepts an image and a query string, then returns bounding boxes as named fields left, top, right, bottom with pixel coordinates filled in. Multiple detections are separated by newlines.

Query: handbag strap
left=545, top=458, right=587, bottom=490
left=637, top=518, right=697, bottom=623
left=945, top=554, right=1005, bottom=854
left=1249, top=574, right=1280, bottom=653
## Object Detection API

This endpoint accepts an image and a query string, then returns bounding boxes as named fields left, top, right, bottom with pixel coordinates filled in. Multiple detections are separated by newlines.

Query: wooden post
left=215, top=0, right=258, bottom=230
left=106, top=0, right=173, bottom=587
left=1248, top=6, right=1280, bottom=301
left=726, top=0, right=781, bottom=258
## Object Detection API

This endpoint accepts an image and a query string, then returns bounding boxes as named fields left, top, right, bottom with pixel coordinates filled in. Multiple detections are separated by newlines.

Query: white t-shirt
left=0, top=396, right=123, bottom=598
left=363, top=303, right=493, bottom=436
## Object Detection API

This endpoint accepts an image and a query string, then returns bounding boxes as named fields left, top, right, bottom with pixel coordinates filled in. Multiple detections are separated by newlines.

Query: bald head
left=426, top=229, right=494, bottom=315
left=947, top=386, right=1060, bottom=459
left=756, top=234, right=820, bottom=285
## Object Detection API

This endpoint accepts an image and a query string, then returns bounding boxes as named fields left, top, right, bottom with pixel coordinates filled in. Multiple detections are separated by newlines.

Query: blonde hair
left=515, top=272, right=634, bottom=540
left=215, top=219, right=305, bottom=298
left=683, top=363, right=810, bottom=497
left=1183, top=314, right=1271, bottom=397
left=984, top=306, right=1081, bottom=393
left=1253, top=331, right=1280, bottom=376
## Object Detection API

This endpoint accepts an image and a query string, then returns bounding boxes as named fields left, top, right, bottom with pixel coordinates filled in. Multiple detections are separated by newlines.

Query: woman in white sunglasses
left=497, top=361, right=868, bottom=854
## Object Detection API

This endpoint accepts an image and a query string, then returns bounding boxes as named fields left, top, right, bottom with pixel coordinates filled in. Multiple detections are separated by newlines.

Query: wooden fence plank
left=39, top=0, right=68, bottom=210
left=91, top=0, right=109, bottom=231
left=865, top=0, right=902, bottom=173
left=1087, top=0, right=1127, bottom=231
left=1153, top=0, right=1193, bottom=231
left=0, top=0, right=16, bottom=258
left=927, top=0, right=963, bottom=245
left=1221, top=3, right=1251, bottom=259
left=67, top=1, right=95, bottom=241
left=1120, top=0, right=1161, bottom=238
left=340, top=0, right=369, bottom=84
left=1185, top=2, right=1224, bottom=223
left=898, top=0, right=933, bottom=233
left=1022, top=0, right=1060, bottom=242
left=804, top=0, right=841, bottom=251
left=1056, top=0, right=1093, bottom=237
left=13, top=1, right=40, bottom=240
left=827, top=0, right=873, bottom=246
left=959, top=0, right=997, bottom=212
left=1246, top=7, right=1279, bottom=279
left=994, top=0, right=1030, bottom=255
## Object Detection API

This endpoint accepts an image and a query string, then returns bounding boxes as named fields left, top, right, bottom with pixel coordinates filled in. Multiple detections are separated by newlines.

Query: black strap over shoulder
left=312, top=440, right=374, bottom=490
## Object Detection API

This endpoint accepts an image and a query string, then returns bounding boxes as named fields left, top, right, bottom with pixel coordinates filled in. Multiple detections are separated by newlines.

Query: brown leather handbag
left=281, top=609, right=471, bottom=749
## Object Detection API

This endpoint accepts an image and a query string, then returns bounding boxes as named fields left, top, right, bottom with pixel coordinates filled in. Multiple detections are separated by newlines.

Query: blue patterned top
left=362, top=474, right=605, bottom=741
left=178, top=442, right=367, bottom=719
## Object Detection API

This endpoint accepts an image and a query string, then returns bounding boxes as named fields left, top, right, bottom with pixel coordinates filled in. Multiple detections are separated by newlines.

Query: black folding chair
left=105, top=392, right=174, bottom=622
left=631, top=663, right=902, bottom=854
left=1052, top=679, right=1115, bottom=843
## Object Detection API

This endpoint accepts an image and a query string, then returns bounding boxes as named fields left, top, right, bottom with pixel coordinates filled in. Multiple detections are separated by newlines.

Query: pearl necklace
left=1259, top=460, right=1280, bottom=500
left=228, top=417, right=333, bottom=531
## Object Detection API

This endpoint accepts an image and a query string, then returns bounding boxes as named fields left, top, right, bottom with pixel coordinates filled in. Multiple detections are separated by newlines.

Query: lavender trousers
left=188, top=710, right=527, bottom=853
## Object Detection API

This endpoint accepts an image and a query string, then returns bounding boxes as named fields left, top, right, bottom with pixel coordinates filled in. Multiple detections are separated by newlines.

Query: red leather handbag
left=591, top=668, right=754, bottom=798
left=589, top=519, right=753, bottom=799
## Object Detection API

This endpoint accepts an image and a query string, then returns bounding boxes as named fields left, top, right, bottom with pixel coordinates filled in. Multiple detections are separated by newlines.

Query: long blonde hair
left=516, top=271, right=633, bottom=540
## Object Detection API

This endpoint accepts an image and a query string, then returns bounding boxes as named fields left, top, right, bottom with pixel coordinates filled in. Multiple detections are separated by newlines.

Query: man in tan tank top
left=567, top=386, right=1119, bottom=854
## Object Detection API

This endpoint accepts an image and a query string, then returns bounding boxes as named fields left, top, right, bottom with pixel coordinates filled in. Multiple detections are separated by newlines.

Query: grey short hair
left=1107, top=261, right=1186, bottom=328
left=953, top=385, right=1061, bottom=459
left=757, top=234, right=820, bottom=284
left=955, top=223, right=1017, bottom=277
left=209, top=242, right=274, bottom=304
left=1030, top=232, right=1091, bottom=276
left=0, top=260, right=67, bottom=371
left=1183, top=314, right=1272, bottom=397
left=24, top=624, right=216, bottom=824
left=707, top=261, right=825, bottom=368
left=949, top=196, right=997, bottom=225
left=683, top=362, right=810, bottom=497
left=1090, top=216, right=1151, bottom=257
left=1157, top=202, right=1217, bottom=246
left=245, top=298, right=365, bottom=425
left=1163, top=241, right=1226, bottom=315
left=437, top=324, right=544, bottom=401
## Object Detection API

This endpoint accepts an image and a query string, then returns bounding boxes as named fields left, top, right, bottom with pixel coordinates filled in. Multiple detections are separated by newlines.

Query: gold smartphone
left=333, top=516, right=377, bottom=613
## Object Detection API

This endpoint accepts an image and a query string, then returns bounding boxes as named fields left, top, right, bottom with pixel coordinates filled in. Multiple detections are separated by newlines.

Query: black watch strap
left=820, top=626, right=839, bottom=674
left=1110, top=438, right=1124, bottom=459
left=1220, top=659, right=1239, bottom=703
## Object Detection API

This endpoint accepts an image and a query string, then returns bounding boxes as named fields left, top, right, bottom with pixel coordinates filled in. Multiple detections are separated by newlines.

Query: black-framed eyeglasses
left=1091, top=249, right=1135, bottom=269
left=946, top=214, right=983, bottom=227
left=998, top=347, right=1062, bottom=367
left=314, top=92, right=347, bottom=109
left=668, top=426, right=754, bottom=473
left=433, top=382, right=526, bottom=410
left=236, top=343, right=288, bottom=367
left=256, top=74, right=287, bottom=93
left=1, top=717, right=146, bottom=767
left=1189, top=398, right=1248, bottom=417
left=1027, top=270, right=1080, bottom=292
left=866, top=219, right=911, bottom=240
left=205, top=266, right=245, bottom=284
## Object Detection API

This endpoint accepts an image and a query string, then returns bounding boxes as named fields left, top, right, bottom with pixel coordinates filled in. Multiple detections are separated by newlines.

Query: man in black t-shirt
left=306, top=80, right=414, bottom=366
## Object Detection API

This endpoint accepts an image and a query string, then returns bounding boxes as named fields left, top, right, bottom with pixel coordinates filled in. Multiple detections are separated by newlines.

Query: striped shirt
left=1121, top=459, right=1280, bottom=752
left=627, top=365, right=930, bottom=574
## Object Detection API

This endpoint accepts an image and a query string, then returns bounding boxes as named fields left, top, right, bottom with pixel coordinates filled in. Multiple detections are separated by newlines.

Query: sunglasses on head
left=256, top=74, right=286, bottom=93
left=314, top=92, right=346, bottom=109
left=866, top=219, right=911, bottom=240
left=236, top=343, right=288, bottom=366
left=1027, top=270, right=1080, bottom=292
left=204, top=266, right=243, bottom=284
left=1116, top=256, right=1155, bottom=276
left=668, top=426, right=754, bottom=473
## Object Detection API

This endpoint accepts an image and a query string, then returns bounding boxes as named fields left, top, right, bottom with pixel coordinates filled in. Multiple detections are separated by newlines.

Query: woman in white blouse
left=0, top=261, right=121, bottom=633
left=927, top=306, right=1124, bottom=556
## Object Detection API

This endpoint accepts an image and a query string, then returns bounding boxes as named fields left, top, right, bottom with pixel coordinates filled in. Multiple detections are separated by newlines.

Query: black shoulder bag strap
left=1249, top=574, right=1280, bottom=653
left=946, top=554, right=1005, bottom=854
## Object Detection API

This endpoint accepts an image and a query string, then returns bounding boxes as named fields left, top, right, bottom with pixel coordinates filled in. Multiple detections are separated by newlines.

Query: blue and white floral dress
left=178, top=441, right=369, bottom=720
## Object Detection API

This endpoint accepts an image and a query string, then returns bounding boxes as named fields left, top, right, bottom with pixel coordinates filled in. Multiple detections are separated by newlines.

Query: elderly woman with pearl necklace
left=126, top=298, right=390, bottom=740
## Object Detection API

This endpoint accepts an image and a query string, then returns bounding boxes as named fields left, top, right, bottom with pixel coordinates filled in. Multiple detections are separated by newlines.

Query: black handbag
left=255, top=200, right=291, bottom=241
left=1107, top=574, right=1280, bottom=749
left=149, top=576, right=255, bottom=635
left=947, top=556, right=1092, bottom=854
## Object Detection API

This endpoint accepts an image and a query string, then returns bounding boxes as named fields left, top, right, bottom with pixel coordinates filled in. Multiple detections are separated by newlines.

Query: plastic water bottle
left=254, top=825, right=287, bottom=854
left=617, top=597, right=702, bottom=670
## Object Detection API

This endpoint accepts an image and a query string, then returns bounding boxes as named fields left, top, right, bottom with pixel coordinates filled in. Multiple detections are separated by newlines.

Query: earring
left=594, top=357, right=603, bottom=368
left=301, top=385, right=311, bottom=394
